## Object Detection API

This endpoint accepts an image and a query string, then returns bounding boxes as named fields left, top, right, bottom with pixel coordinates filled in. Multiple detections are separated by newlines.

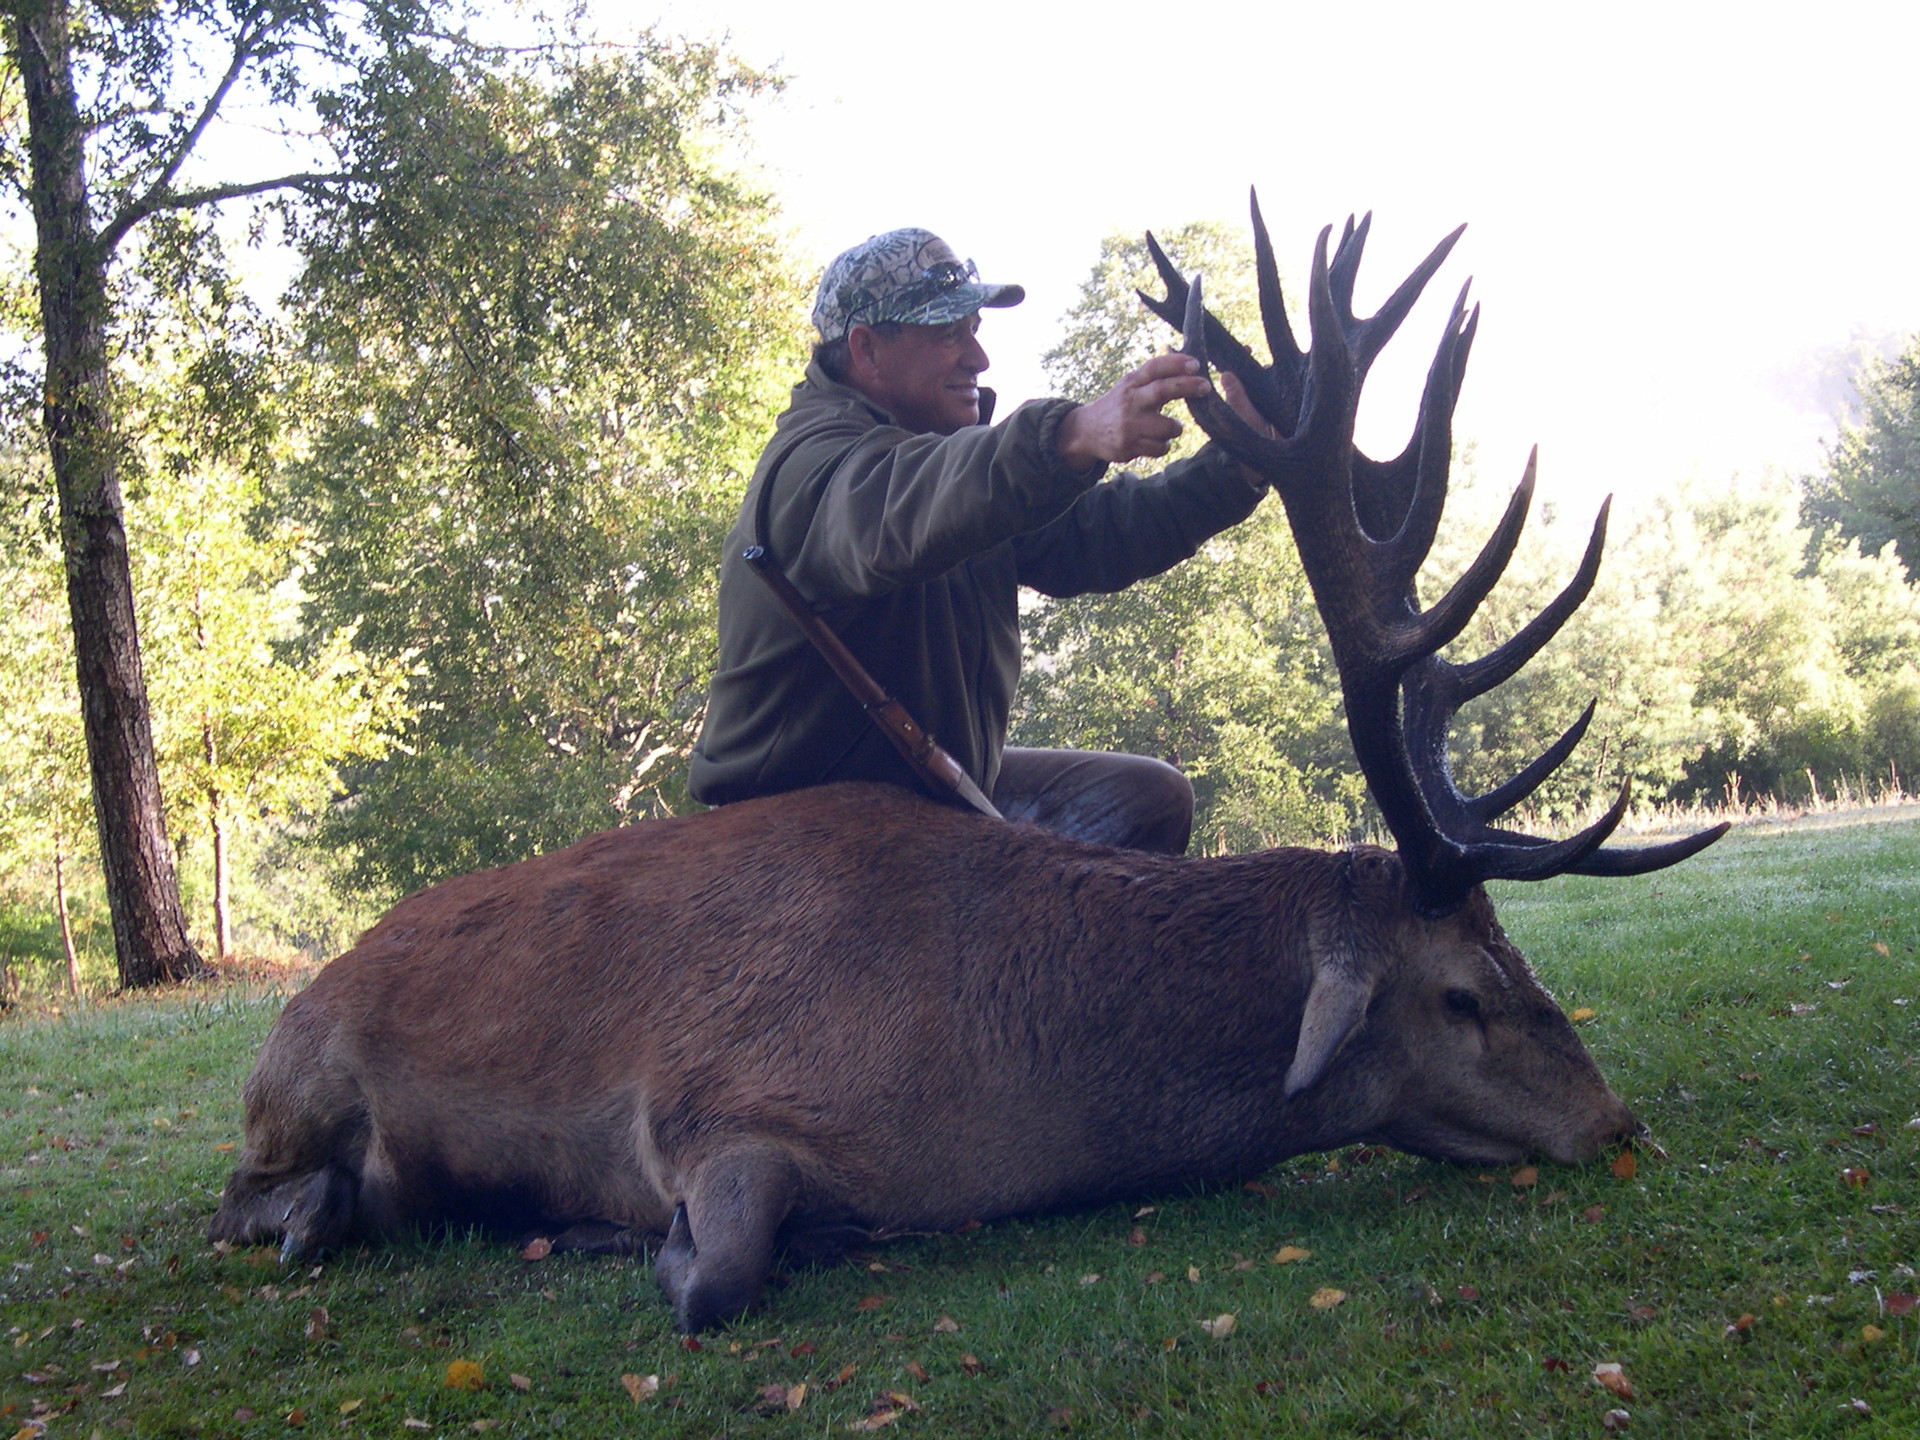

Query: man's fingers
left=1129, top=374, right=1212, bottom=411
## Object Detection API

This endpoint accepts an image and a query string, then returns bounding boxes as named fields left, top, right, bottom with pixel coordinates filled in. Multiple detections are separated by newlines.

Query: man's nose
left=962, top=331, right=989, bottom=372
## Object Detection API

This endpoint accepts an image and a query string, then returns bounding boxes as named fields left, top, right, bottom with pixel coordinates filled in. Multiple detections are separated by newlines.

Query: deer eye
left=1443, top=989, right=1482, bottom=1020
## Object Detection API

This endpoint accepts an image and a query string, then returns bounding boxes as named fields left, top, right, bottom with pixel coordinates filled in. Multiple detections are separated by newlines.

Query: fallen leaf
left=1079, top=1274, right=1101, bottom=1285
left=1738, top=1072, right=1761, bottom=1082
left=1144, top=1271, right=1165, bottom=1283
left=404, top=1420, right=431, bottom=1431
left=285, top=1408, right=306, bottom=1426
left=1843, top=1167, right=1871, bottom=1189
left=755, top=1383, right=791, bottom=1414
left=304, top=1306, right=330, bottom=1343
left=787, top=1383, right=808, bottom=1411
left=339, top=1399, right=363, bottom=1414
left=1592, top=1362, right=1635, bottom=1400
left=856, top=1294, right=888, bottom=1312
left=848, top=1407, right=901, bottom=1432
left=1510, top=1166, right=1539, bottom=1188
left=620, top=1373, right=658, bottom=1403
left=1848, top=1398, right=1872, bottom=1416
left=1873, top=941, right=1891, bottom=956
left=519, top=1237, right=551, bottom=1261
left=1861, top=1324, right=1885, bottom=1343
left=880, top=1389, right=920, bottom=1411
left=960, top=1354, right=984, bottom=1375
left=904, top=1362, right=928, bottom=1382
left=1186, top=1265, right=1201, bottom=1283
left=508, top=1374, right=532, bottom=1392
left=1611, top=1151, right=1637, bottom=1181
left=1127, top=1227, right=1148, bottom=1247
left=1457, top=1286, right=1480, bottom=1300
left=1725, top=1313, right=1756, bottom=1336
left=213, top=1142, right=235, bottom=1152
left=1541, top=1357, right=1572, bottom=1372
left=1308, top=1288, right=1347, bottom=1310
left=1199, top=1314, right=1237, bottom=1338
left=1601, top=1409, right=1630, bottom=1431
left=1583, top=1205, right=1606, bottom=1224
left=1569, top=1007, right=1597, bottom=1022
left=101, top=1381, right=127, bottom=1398
left=470, top=1422, right=498, bottom=1433
left=445, top=1359, right=486, bottom=1391
left=825, top=1363, right=858, bottom=1391
left=932, top=1316, right=960, bottom=1334
left=1272, top=1245, right=1312, bottom=1265
left=1884, top=1293, right=1917, bottom=1316
left=1044, top=1407, right=1073, bottom=1429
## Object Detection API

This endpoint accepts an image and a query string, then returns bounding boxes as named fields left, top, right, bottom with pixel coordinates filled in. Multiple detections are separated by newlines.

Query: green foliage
left=1802, top=336, right=1920, bottom=581
left=2, top=810, right=1917, bottom=1436
left=277, top=35, right=806, bottom=896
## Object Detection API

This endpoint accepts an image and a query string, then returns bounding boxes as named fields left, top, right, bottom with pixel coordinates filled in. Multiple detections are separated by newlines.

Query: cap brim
left=890, top=281, right=1025, bottom=328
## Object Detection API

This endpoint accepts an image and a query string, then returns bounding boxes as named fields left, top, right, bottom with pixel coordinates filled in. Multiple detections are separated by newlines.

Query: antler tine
left=1139, top=234, right=1284, bottom=425
left=1351, top=224, right=1469, bottom=374
left=1399, top=440, right=1534, bottom=663
left=1327, top=212, right=1372, bottom=322
left=1248, top=190, right=1304, bottom=375
left=1451, top=493, right=1609, bottom=701
left=1364, top=284, right=1477, bottom=557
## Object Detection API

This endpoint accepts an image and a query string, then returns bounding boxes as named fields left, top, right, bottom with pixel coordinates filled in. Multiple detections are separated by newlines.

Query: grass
left=2, top=806, right=1918, bottom=1438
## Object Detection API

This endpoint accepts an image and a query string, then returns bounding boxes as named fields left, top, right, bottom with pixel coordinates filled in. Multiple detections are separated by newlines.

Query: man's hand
left=1055, top=353, right=1213, bottom=473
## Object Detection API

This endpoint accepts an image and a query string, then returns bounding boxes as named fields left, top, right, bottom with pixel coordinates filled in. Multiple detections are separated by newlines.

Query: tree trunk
left=12, top=0, right=206, bottom=987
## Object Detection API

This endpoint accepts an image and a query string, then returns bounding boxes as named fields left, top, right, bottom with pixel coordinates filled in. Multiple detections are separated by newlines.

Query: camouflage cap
left=811, top=228, right=1024, bottom=342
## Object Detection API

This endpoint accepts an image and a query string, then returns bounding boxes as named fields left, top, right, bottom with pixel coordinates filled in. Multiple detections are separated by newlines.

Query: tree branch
left=96, top=6, right=282, bottom=252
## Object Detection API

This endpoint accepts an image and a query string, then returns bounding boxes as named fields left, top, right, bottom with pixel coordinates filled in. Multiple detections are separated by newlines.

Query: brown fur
left=211, top=783, right=1635, bottom=1330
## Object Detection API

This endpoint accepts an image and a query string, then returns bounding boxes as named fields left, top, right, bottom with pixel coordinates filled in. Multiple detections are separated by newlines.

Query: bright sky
left=638, top=0, right=1920, bottom=516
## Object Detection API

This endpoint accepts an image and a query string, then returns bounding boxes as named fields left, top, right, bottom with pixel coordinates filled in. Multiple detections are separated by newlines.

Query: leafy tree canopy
left=1802, top=336, right=1920, bottom=582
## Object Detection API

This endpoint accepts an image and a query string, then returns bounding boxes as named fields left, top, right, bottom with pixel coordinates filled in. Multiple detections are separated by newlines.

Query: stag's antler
left=1142, top=196, right=1726, bottom=916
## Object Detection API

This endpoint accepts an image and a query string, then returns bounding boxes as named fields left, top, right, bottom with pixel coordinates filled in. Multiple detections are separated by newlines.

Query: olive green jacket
left=688, top=363, right=1266, bottom=806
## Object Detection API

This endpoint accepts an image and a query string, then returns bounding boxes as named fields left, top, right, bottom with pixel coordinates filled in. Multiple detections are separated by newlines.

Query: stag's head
left=1143, top=203, right=1724, bottom=1160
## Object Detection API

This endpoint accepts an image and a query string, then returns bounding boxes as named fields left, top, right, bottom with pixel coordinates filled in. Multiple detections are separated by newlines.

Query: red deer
left=210, top=204, right=1723, bottom=1333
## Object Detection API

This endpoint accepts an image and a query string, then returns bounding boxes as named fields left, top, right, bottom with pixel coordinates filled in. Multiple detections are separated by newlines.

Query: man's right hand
left=1055, top=353, right=1215, bottom=474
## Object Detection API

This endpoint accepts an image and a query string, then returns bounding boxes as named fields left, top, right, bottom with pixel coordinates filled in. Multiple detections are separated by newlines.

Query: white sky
left=637, top=0, right=1920, bottom=514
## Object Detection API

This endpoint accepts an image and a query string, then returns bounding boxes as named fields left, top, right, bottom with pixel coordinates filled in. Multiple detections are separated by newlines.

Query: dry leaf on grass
left=1308, top=1288, right=1347, bottom=1310
left=1510, top=1166, right=1538, bottom=1188
left=904, top=1362, right=929, bottom=1382
left=620, top=1373, right=659, bottom=1403
left=508, top=1374, right=532, bottom=1392
left=856, top=1294, right=889, bottom=1312
left=1885, top=1293, right=1917, bottom=1316
left=1843, top=1167, right=1871, bottom=1189
left=1861, top=1325, right=1886, bottom=1343
left=339, top=1399, right=363, bottom=1414
left=1601, top=1409, right=1630, bottom=1431
left=1592, top=1362, right=1635, bottom=1400
left=445, top=1360, right=486, bottom=1391
left=1199, top=1314, right=1237, bottom=1338
left=519, top=1237, right=551, bottom=1261
left=1271, top=1246, right=1311, bottom=1265
left=1610, top=1151, right=1637, bottom=1181
left=304, top=1306, right=330, bottom=1343
left=932, top=1315, right=960, bottom=1334
left=960, top=1354, right=985, bottom=1376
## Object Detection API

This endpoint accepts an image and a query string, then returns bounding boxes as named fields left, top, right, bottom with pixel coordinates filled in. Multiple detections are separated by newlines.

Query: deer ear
left=1285, top=963, right=1376, bottom=1099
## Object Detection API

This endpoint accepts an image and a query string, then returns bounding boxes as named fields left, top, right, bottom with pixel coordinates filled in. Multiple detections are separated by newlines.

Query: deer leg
left=652, top=1144, right=799, bottom=1333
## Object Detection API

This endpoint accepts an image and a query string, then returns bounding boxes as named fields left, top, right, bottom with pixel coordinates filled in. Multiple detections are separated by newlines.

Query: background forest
left=3, top=12, right=1918, bottom=995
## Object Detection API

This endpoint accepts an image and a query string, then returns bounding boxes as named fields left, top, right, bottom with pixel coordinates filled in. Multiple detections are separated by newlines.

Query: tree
left=276, top=41, right=805, bottom=895
left=1, top=0, right=438, bottom=985
left=1802, top=335, right=1920, bottom=582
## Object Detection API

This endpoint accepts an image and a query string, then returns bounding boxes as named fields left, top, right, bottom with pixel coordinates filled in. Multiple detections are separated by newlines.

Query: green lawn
left=3, top=807, right=1917, bottom=1438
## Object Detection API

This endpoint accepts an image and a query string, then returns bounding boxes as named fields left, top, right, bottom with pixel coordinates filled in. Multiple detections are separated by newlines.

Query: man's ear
left=845, top=324, right=882, bottom=385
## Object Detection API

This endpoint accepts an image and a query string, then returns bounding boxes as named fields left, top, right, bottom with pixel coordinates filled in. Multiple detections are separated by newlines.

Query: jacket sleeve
left=770, top=398, right=1099, bottom=601
left=1010, top=443, right=1268, bottom=598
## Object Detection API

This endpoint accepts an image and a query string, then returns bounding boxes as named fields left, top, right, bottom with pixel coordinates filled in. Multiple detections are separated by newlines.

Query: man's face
left=852, top=315, right=990, bottom=435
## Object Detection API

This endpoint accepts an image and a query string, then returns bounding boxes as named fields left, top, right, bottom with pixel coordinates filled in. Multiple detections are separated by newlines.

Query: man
left=688, top=228, right=1268, bottom=854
